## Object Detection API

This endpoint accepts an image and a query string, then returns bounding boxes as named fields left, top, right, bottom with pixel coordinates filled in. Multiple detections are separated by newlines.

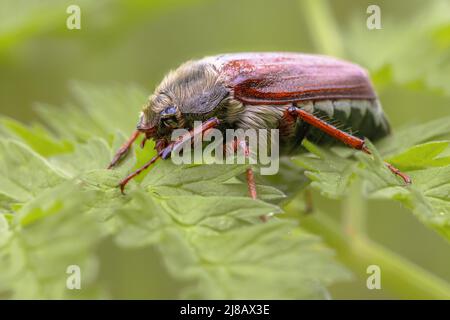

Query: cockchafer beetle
left=108, top=52, right=410, bottom=196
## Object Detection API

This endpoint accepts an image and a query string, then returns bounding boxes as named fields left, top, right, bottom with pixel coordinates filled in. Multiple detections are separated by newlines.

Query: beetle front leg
left=118, top=117, right=221, bottom=193
left=286, top=105, right=411, bottom=184
left=154, top=139, right=168, bottom=153
left=161, top=117, right=221, bottom=159
left=118, top=154, right=161, bottom=194
left=108, top=130, right=141, bottom=169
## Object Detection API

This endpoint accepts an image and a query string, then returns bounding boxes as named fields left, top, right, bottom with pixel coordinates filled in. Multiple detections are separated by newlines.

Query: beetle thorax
left=141, top=60, right=229, bottom=131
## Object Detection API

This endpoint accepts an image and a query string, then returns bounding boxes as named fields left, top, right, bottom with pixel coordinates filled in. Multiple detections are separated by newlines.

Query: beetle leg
left=246, top=164, right=268, bottom=222
left=222, top=139, right=258, bottom=199
left=108, top=130, right=141, bottom=169
left=236, top=140, right=258, bottom=200
left=161, top=117, right=221, bottom=159
left=286, top=106, right=411, bottom=184
left=118, top=117, right=220, bottom=194
left=246, top=167, right=258, bottom=200
left=154, top=139, right=168, bottom=153
left=384, top=162, right=412, bottom=184
left=118, top=154, right=161, bottom=194
left=230, top=139, right=269, bottom=222
left=140, top=137, right=147, bottom=149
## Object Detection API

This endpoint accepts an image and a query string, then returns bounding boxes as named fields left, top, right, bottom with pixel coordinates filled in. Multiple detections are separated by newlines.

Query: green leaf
left=139, top=160, right=284, bottom=200
left=357, top=144, right=450, bottom=241
left=34, top=82, right=147, bottom=143
left=386, top=141, right=450, bottom=170
left=112, top=191, right=349, bottom=299
left=376, top=117, right=450, bottom=157
left=0, top=139, right=66, bottom=205
left=0, top=117, right=73, bottom=156
left=292, top=140, right=357, bottom=199
left=292, top=137, right=450, bottom=242
left=0, top=184, right=102, bottom=299
left=345, top=1, right=450, bottom=96
left=0, top=83, right=352, bottom=299
left=103, top=150, right=349, bottom=299
left=50, top=138, right=114, bottom=177
left=182, top=221, right=351, bottom=299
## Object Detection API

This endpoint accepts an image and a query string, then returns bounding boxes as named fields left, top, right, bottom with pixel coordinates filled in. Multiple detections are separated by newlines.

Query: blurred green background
left=1, top=0, right=449, bottom=299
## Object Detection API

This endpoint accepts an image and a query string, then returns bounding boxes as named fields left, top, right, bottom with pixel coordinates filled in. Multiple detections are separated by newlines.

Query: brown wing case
left=212, top=53, right=376, bottom=105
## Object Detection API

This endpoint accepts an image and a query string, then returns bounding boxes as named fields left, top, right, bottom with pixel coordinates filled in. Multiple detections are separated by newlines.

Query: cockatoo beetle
left=108, top=52, right=410, bottom=196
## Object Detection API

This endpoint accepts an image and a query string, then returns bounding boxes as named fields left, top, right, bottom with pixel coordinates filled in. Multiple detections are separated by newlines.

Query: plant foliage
left=0, top=83, right=352, bottom=299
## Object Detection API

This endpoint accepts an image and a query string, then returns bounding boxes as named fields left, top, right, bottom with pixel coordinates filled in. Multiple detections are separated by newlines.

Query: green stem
left=295, top=0, right=450, bottom=299
left=341, top=181, right=367, bottom=238
left=298, top=0, right=345, bottom=57
left=286, top=200, right=450, bottom=299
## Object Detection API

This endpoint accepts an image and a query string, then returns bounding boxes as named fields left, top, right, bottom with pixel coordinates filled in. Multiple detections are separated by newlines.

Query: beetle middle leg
left=223, top=137, right=269, bottom=221
left=286, top=105, right=411, bottom=184
left=238, top=140, right=258, bottom=201
left=223, top=138, right=258, bottom=199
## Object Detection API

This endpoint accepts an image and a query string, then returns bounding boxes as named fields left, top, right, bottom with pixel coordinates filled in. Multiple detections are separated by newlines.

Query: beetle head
left=137, top=93, right=185, bottom=140
left=136, top=111, right=156, bottom=139
left=138, top=59, right=229, bottom=140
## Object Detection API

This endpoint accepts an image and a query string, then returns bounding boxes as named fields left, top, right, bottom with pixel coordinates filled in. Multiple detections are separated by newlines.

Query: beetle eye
left=162, top=116, right=177, bottom=127
left=160, top=106, right=178, bottom=128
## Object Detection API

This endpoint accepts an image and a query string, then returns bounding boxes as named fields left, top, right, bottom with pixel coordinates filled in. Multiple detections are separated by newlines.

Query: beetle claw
left=108, top=130, right=141, bottom=169
left=108, top=147, right=127, bottom=169
left=161, top=144, right=173, bottom=159
left=385, top=162, right=412, bottom=185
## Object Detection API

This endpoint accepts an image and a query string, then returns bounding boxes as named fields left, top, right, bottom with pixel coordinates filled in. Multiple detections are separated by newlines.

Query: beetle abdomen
left=223, top=97, right=390, bottom=155
left=288, top=99, right=390, bottom=153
